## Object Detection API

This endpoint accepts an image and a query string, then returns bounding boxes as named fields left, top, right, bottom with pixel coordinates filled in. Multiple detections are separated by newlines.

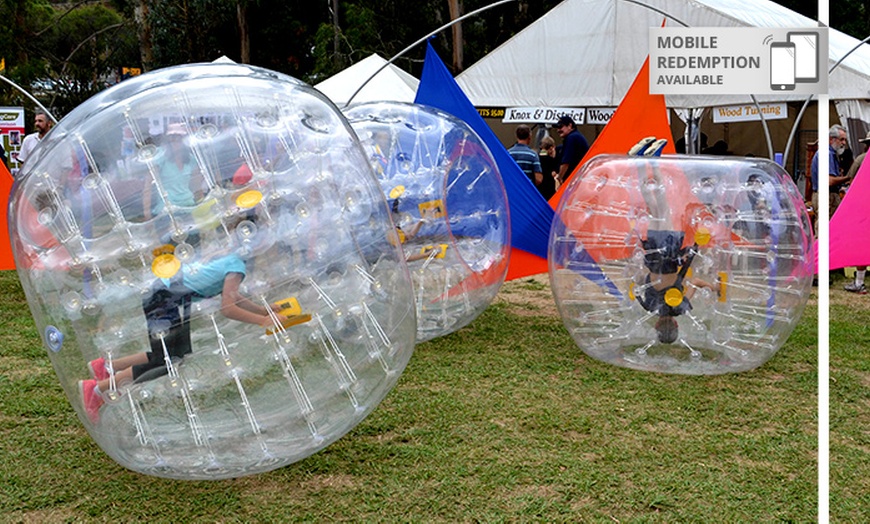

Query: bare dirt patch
left=830, top=281, right=870, bottom=311
left=494, top=273, right=559, bottom=317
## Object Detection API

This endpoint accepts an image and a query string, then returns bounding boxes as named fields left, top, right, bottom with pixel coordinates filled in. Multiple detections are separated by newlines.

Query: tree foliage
left=44, top=4, right=139, bottom=114
left=0, top=0, right=138, bottom=114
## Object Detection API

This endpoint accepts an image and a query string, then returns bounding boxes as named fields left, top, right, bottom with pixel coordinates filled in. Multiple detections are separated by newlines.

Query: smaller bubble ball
left=549, top=155, right=814, bottom=375
left=10, top=63, right=418, bottom=479
left=344, top=102, right=510, bottom=342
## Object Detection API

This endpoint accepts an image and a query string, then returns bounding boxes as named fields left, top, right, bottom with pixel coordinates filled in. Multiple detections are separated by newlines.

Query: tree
left=447, top=0, right=463, bottom=71
left=237, top=0, right=250, bottom=64
left=134, top=0, right=153, bottom=71
left=41, top=4, right=138, bottom=114
left=0, top=0, right=54, bottom=95
left=1, top=1, right=138, bottom=116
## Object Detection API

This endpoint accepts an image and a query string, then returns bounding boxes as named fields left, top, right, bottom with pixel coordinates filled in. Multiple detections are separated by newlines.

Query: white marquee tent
left=456, top=0, right=870, bottom=113
left=314, top=53, right=420, bottom=107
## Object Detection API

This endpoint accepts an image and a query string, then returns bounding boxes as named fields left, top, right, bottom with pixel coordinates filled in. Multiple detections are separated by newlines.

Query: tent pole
left=750, top=94, right=775, bottom=160
left=621, top=0, right=775, bottom=160
left=783, top=34, right=870, bottom=173
left=343, top=0, right=517, bottom=108
left=620, top=0, right=689, bottom=27
left=0, top=74, right=58, bottom=124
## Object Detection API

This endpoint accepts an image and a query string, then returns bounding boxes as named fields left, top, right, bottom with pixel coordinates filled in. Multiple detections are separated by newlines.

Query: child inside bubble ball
left=78, top=204, right=307, bottom=424
left=142, top=123, right=204, bottom=219
left=388, top=197, right=443, bottom=262
left=631, top=138, right=719, bottom=345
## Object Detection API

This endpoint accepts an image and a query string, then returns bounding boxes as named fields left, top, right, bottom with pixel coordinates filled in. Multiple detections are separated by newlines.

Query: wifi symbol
left=763, top=34, right=774, bottom=45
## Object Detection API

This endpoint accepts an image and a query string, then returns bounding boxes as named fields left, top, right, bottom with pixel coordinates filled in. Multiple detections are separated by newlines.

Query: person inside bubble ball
left=632, top=137, right=719, bottom=345
left=388, top=197, right=442, bottom=262
left=142, top=122, right=204, bottom=219
left=78, top=209, right=307, bottom=424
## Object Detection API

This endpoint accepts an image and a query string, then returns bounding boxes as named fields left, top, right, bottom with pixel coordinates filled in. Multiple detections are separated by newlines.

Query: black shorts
left=132, top=281, right=196, bottom=381
left=642, top=230, right=686, bottom=275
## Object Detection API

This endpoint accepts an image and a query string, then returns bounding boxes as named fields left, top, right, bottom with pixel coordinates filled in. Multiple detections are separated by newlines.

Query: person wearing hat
left=843, top=131, right=870, bottom=294
left=845, top=131, right=870, bottom=180
left=143, top=122, right=204, bottom=220
left=554, top=115, right=589, bottom=184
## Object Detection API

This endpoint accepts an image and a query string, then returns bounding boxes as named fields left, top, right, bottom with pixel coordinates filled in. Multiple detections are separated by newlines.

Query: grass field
left=0, top=270, right=835, bottom=522
left=829, top=273, right=870, bottom=521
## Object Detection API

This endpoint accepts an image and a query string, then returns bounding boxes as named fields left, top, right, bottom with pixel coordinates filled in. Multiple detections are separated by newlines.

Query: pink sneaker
left=78, top=379, right=103, bottom=424
left=88, top=357, right=109, bottom=381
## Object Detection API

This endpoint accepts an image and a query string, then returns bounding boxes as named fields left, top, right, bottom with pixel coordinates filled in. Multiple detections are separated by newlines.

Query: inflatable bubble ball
left=10, top=62, right=418, bottom=479
left=344, top=102, right=510, bottom=343
left=549, top=155, right=814, bottom=375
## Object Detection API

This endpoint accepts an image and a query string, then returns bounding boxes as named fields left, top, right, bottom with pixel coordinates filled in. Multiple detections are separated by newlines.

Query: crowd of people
left=810, top=124, right=870, bottom=293
left=506, top=115, right=590, bottom=201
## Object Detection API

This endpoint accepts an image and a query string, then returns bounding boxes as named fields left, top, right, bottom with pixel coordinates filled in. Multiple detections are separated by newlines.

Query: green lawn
left=829, top=273, right=870, bottom=522
left=0, top=271, right=822, bottom=522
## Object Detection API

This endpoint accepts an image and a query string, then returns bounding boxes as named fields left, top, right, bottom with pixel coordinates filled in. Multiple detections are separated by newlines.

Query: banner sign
left=585, top=108, right=617, bottom=125
left=0, top=107, right=24, bottom=128
left=712, top=102, right=788, bottom=123
left=502, top=107, right=587, bottom=125
left=476, top=107, right=505, bottom=119
left=0, top=107, right=25, bottom=175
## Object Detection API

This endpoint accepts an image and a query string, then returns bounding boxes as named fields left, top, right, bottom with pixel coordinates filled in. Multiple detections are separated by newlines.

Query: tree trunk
left=331, top=0, right=342, bottom=70
left=447, top=0, right=463, bottom=72
left=237, top=1, right=250, bottom=63
left=134, top=0, right=153, bottom=72
left=182, top=0, right=194, bottom=62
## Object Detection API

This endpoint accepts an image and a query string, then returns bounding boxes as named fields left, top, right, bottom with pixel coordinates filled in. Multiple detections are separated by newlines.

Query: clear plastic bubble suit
left=10, top=63, right=417, bottom=479
left=549, top=155, right=814, bottom=375
left=344, top=102, right=510, bottom=342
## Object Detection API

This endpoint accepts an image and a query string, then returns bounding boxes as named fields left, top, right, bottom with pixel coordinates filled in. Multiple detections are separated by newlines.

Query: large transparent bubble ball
left=344, top=102, right=510, bottom=342
left=10, top=63, right=418, bottom=479
left=549, top=155, right=814, bottom=375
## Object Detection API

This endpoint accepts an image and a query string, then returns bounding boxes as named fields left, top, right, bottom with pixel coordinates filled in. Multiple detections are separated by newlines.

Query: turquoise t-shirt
left=161, top=254, right=246, bottom=298
left=154, top=157, right=197, bottom=211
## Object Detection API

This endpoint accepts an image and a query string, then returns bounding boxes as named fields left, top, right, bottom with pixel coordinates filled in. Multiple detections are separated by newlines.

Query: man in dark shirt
left=554, top=115, right=589, bottom=184
left=810, top=124, right=850, bottom=228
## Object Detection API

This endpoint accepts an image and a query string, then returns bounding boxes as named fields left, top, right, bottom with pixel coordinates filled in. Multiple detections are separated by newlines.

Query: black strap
left=675, top=243, right=698, bottom=284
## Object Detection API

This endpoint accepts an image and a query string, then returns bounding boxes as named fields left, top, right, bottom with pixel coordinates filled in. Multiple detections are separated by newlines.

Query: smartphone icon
left=788, top=31, right=819, bottom=83
left=770, top=42, right=796, bottom=91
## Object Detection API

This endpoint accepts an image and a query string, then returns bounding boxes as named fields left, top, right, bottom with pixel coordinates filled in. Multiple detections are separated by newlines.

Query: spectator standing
left=843, top=131, right=870, bottom=294
left=554, top=115, right=589, bottom=183
left=507, top=124, right=543, bottom=187
left=538, top=135, right=559, bottom=200
left=810, top=124, right=850, bottom=227
left=845, top=131, right=870, bottom=180
left=17, top=111, right=53, bottom=167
